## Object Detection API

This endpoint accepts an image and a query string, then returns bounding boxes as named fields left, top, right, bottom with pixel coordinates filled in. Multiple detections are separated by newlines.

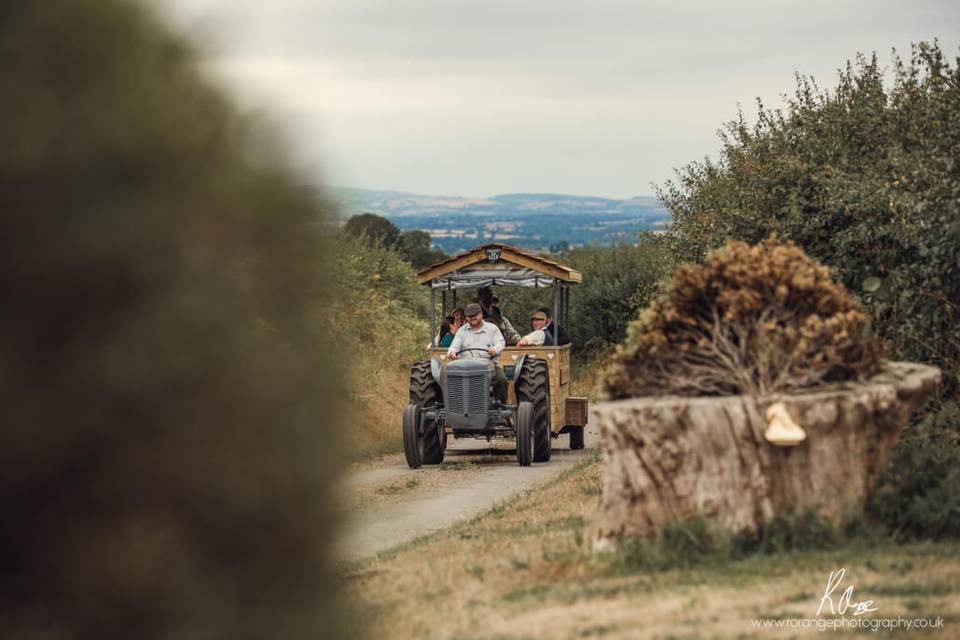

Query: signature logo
left=816, top=568, right=878, bottom=617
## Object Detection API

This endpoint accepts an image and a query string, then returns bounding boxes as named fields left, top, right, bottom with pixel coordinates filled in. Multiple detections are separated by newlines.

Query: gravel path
left=337, top=424, right=600, bottom=562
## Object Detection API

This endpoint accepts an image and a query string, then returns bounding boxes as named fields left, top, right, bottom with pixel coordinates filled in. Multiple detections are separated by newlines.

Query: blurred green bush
left=0, top=1, right=345, bottom=636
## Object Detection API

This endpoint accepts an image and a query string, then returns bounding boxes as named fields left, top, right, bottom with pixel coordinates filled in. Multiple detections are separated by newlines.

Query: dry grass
left=347, top=365, right=410, bottom=459
left=342, top=454, right=960, bottom=639
left=325, top=235, right=431, bottom=461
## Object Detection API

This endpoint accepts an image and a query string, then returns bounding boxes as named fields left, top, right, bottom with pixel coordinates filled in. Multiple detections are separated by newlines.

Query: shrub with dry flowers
left=603, top=238, right=882, bottom=398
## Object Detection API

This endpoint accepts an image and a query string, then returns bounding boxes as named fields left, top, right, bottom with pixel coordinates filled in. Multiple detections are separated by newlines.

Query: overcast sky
left=161, top=0, right=959, bottom=199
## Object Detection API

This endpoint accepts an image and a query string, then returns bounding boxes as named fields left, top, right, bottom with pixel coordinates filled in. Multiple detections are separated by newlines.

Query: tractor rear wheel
left=516, top=357, right=551, bottom=462
left=409, top=360, right=445, bottom=465
left=516, top=401, right=534, bottom=466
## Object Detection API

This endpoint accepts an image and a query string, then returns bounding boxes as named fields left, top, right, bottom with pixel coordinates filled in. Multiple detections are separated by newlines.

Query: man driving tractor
left=447, top=302, right=509, bottom=403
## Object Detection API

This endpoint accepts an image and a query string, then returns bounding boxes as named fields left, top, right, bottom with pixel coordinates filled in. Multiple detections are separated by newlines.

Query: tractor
left=402, top=243, right=589, bottom=468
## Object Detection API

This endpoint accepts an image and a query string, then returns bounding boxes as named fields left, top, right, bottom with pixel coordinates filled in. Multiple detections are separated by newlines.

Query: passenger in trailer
left=516, top=310, right=549, bottom=347
left=537, top=306, right=570, bottom=346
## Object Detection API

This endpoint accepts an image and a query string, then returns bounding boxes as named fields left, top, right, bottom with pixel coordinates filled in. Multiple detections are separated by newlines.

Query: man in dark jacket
left=537, top=307, right=570, bottom=346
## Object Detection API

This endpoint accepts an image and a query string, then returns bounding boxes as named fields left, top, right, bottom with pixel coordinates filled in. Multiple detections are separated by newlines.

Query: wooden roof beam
left=415, top=242, right=582, bottom=285
left=499, top=248, right=581, bottom=283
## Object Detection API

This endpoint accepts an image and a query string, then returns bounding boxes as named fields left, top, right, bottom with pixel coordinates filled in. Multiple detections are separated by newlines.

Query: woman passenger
left=438, top=314, right=461, bottom=347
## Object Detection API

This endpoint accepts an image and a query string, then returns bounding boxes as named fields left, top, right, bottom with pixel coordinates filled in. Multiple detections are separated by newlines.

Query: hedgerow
left=656, top=41, right=960, bottom=538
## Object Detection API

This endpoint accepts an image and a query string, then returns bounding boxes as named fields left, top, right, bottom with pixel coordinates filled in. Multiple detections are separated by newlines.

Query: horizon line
left=327, top=184, right=659, bottom=202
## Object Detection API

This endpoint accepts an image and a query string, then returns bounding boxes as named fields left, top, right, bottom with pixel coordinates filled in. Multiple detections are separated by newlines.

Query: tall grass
left=324, top=234, right=430, bottom=457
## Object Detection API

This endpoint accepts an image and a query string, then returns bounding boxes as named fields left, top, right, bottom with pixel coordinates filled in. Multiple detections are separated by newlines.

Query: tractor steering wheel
left=457, top=347, right=492, bottom=355
left=453, top=347, right=494, bottom=359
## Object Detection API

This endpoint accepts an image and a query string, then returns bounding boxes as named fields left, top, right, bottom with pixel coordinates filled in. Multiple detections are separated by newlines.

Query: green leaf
left=863, top=276, right=883, bottom=293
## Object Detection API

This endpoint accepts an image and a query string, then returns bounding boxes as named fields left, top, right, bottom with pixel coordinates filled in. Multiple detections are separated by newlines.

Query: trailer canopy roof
left=416, top=243, right=582, bottom=289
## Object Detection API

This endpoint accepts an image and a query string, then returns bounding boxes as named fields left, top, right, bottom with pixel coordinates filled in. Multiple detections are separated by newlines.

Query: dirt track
left=336, top=425, right=600, bottom=562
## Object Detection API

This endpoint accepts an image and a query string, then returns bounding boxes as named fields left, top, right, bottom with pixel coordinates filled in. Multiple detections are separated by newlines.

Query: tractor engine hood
left=444, top=358, right=491, bottom=431
left=446, top=358, right=490, bottom=373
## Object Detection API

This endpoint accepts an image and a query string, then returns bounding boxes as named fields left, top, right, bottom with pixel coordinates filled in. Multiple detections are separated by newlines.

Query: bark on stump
left=592, top=362, right=941, bottom=548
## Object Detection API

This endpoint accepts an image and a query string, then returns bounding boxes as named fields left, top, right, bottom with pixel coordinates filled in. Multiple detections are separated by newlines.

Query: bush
left=868, top=402, right=960, bottom=540
left=496, top=238, right=673, bottom=366
left=398, top=229, right=446, bottom=269
left=609, top=516, right=723, bottom=573
left=324, top=233, right=430, bottom=455
left=609, top=510, right=842, bottom=574
left=565, top=240, right=673, bottom=363
left=603, top=237, right=881, bottom=398
left=1, top=1, right=343, bottom=636
left=657, top=42, right=960, bottom=397
left=732, top=507, right=840, bottom=556
left=655, top=41, right=960, bottom=538
left=659, top=43, right=960, bottom=536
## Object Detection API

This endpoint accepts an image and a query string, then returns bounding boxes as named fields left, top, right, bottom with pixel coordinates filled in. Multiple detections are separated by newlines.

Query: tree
left=495, top=239, right=672, bottom=365
left=398, top=230, right=446, bottom=269
left=344, top=212, right=400, bottom=248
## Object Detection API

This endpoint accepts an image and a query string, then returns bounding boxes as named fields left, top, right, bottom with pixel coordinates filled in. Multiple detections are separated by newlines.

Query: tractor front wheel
left=516, top=401, right=534, bottom=466
left=409, top=360, right=445, bottom=465
left=403, top=403, right=423, bottom=469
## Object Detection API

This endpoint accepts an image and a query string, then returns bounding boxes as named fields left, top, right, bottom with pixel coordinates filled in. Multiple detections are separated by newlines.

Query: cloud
left=164, top=0, right=960, bottom=197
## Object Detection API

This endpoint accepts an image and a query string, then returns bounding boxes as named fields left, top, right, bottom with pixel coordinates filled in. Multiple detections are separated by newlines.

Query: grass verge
left=342, top=452, right=960, bottom=639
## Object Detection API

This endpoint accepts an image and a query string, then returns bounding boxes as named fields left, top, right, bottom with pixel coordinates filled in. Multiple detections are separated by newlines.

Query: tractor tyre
left=402, top=403, right=423, bottom=469
left=569, top=426, right=585, bottom=450
left=516, top=357, right=551, bottom=462
left=516, top=401, right=534, bottom=466
left=409, top=360, right=445, bottom=464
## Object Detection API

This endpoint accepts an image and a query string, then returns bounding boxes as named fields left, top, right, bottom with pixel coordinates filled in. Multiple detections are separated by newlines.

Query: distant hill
left=329, top=186, right=669, bottom=253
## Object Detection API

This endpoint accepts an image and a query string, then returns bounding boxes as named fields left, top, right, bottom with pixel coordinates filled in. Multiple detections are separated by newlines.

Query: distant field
left=330, top=186, right=670, bottom=252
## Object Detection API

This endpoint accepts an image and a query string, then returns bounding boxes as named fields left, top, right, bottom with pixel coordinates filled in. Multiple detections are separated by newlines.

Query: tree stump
left=591, top=362, right=941, bottom=548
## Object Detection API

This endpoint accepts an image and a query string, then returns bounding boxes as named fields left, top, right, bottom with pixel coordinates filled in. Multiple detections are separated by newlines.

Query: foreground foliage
left=1, top=1, right=343, bottom=636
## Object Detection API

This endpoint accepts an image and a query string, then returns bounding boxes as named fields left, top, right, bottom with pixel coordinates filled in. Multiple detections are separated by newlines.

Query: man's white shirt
left=519, top=329, right=546, bottom=346
left=447, top=321, right=505, bottom=361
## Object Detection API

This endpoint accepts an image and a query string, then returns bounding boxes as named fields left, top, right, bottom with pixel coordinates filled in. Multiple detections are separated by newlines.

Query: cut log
left=591, top=362, right=941, bottom=548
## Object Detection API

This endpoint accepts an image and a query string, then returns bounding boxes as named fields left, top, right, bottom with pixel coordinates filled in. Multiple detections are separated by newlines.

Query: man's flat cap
left=464, top=303, right=483, bottom=317
left=530, top=310, right=548, bottom=321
